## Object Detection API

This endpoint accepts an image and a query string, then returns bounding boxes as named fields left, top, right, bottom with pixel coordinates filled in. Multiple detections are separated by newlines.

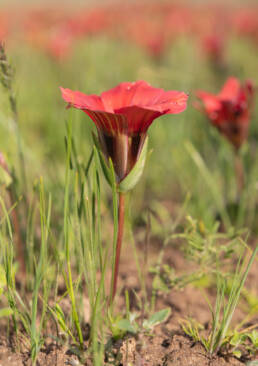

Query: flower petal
left=148, top=90, right=189, bottom=113
left=100, top=80, right=188, bottom=114
left=196, top=91, right=221, bottom=114
left=121, top=81, right=165, bottom=107
left=100, top=81, right=149, bottom=112
left=114, top=105, right=163, bottom=134
left=82, top=109, right=128, bottom=135
left=218, top=77, right=240, bottom=101
left=60, top=87, right=104, bottom=110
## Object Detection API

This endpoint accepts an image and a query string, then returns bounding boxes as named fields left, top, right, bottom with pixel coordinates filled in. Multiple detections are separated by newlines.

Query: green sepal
left=118, top=136, right=148, bottom=193
left=93, top=133, right=149, bottom=193
left=92, top=133, right=113, bottom=187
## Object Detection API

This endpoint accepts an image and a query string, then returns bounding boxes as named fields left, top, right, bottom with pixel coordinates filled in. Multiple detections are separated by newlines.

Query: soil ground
left=0, top=239, right=257, bottom=366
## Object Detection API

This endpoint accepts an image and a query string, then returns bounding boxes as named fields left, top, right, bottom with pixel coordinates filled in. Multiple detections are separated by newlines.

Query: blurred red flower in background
left=46, top=26, right=74, bottom=60
left=201, top=33, right=225, bottom=65
left=164, top=5, right=192, bottom=38
left=67, top=7, right=114, bottom=39
left=1, top=2, right=258, bottom=61
left=23, top=8, right=74, bottom=59
left=233, top=9, right=258, bottom=44
left=124, top=17, right=168, bottom=60
left=61, top=81, right=188, bottom=181
left=0, top=13, right=8, bottom=41
left=196, top=77, right=254, bottom=149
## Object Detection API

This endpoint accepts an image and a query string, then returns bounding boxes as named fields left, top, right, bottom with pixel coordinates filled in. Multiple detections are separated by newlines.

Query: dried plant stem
left=111, top=192, right=125, bottom=301
left=234, top=152, right=244, bottom=201
left=0, top=43, right=28, bottom=196
left=7, top=188, right=26, bottom=275
left=0, top=43, right=27, bottom=276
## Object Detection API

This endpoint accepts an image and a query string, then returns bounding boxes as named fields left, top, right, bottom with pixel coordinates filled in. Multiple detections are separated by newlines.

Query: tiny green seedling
left=109, top=308, right=171, bottom=339
left=229, top=329, right=258, bottom=358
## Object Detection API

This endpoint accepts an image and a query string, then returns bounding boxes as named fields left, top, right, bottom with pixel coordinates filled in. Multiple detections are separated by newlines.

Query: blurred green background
left=0, top=0, right=258, bottom=232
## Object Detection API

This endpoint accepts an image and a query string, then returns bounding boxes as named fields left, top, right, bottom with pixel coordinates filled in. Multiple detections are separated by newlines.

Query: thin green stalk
left=209, top=274, right=225, bottom=353
left=91, top=250, right=108, bottom=365
left=30, top=179, right=51, bottom=364
left=213, top=246, right=257, bottom=353
left=234, top=151, right=244, bottom=202
left=0, top=197, right=18, bottom=336
left=185, top=141, right=231, bottom=229
left=209, top=246, right=258, bottom=354
left=25, top=192, right=37, bottom=285
left=111, top=192, right=125, bottom=302
left=64, top=120, right=83, bottom=347
left=0, top=43, right=28, bottom=196
left=72, top=142, right=106, bottom=364
left=109, top=159, right=118, bottom=307
left=7, top=187, right=26, bottom=275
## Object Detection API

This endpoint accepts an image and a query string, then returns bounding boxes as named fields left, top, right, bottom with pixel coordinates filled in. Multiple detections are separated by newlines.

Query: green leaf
left=232, top=350, right=241, bottom=358
left=129, top=312, right=139, bottom=323
left=248, top=330, right=258, bottom=346
left=116, top=319, right=138, bottom=334
left=143, top=308, right=171, bottom=329
left=118, top=137, right=148, bottom=193
left=0, top=307, right=13, bottom=318
left=230, top=332, right=242, bottom=346
left=0, top=165, right=12, bottom=187
left=246, top=362, right=258, bottom=366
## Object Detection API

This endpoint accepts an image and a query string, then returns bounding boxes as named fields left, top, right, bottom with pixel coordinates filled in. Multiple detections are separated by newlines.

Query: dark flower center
left=99, top=132, right=146, bottom=182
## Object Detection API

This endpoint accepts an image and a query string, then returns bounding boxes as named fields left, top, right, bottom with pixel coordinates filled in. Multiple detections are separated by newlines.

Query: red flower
left=61, top=80, right=188, bottom=181
left=0, top=12, right=8, bottom=42
left=124, top=18, right=168, bottom=60
left=47, top=26, right=74, bottom=61
left=196, top=77, right=254, bottom=149
left=233, top=9, right=258, bottom=45
left=201, top=33, right=225, bottom=64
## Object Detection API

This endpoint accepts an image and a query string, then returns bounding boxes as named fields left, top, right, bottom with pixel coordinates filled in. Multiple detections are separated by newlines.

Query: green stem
left=234, top=151, right=244, bottom=202
left=111, top=192, right=125, bottom=302
left=8, top=187, right=26, bottom=275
